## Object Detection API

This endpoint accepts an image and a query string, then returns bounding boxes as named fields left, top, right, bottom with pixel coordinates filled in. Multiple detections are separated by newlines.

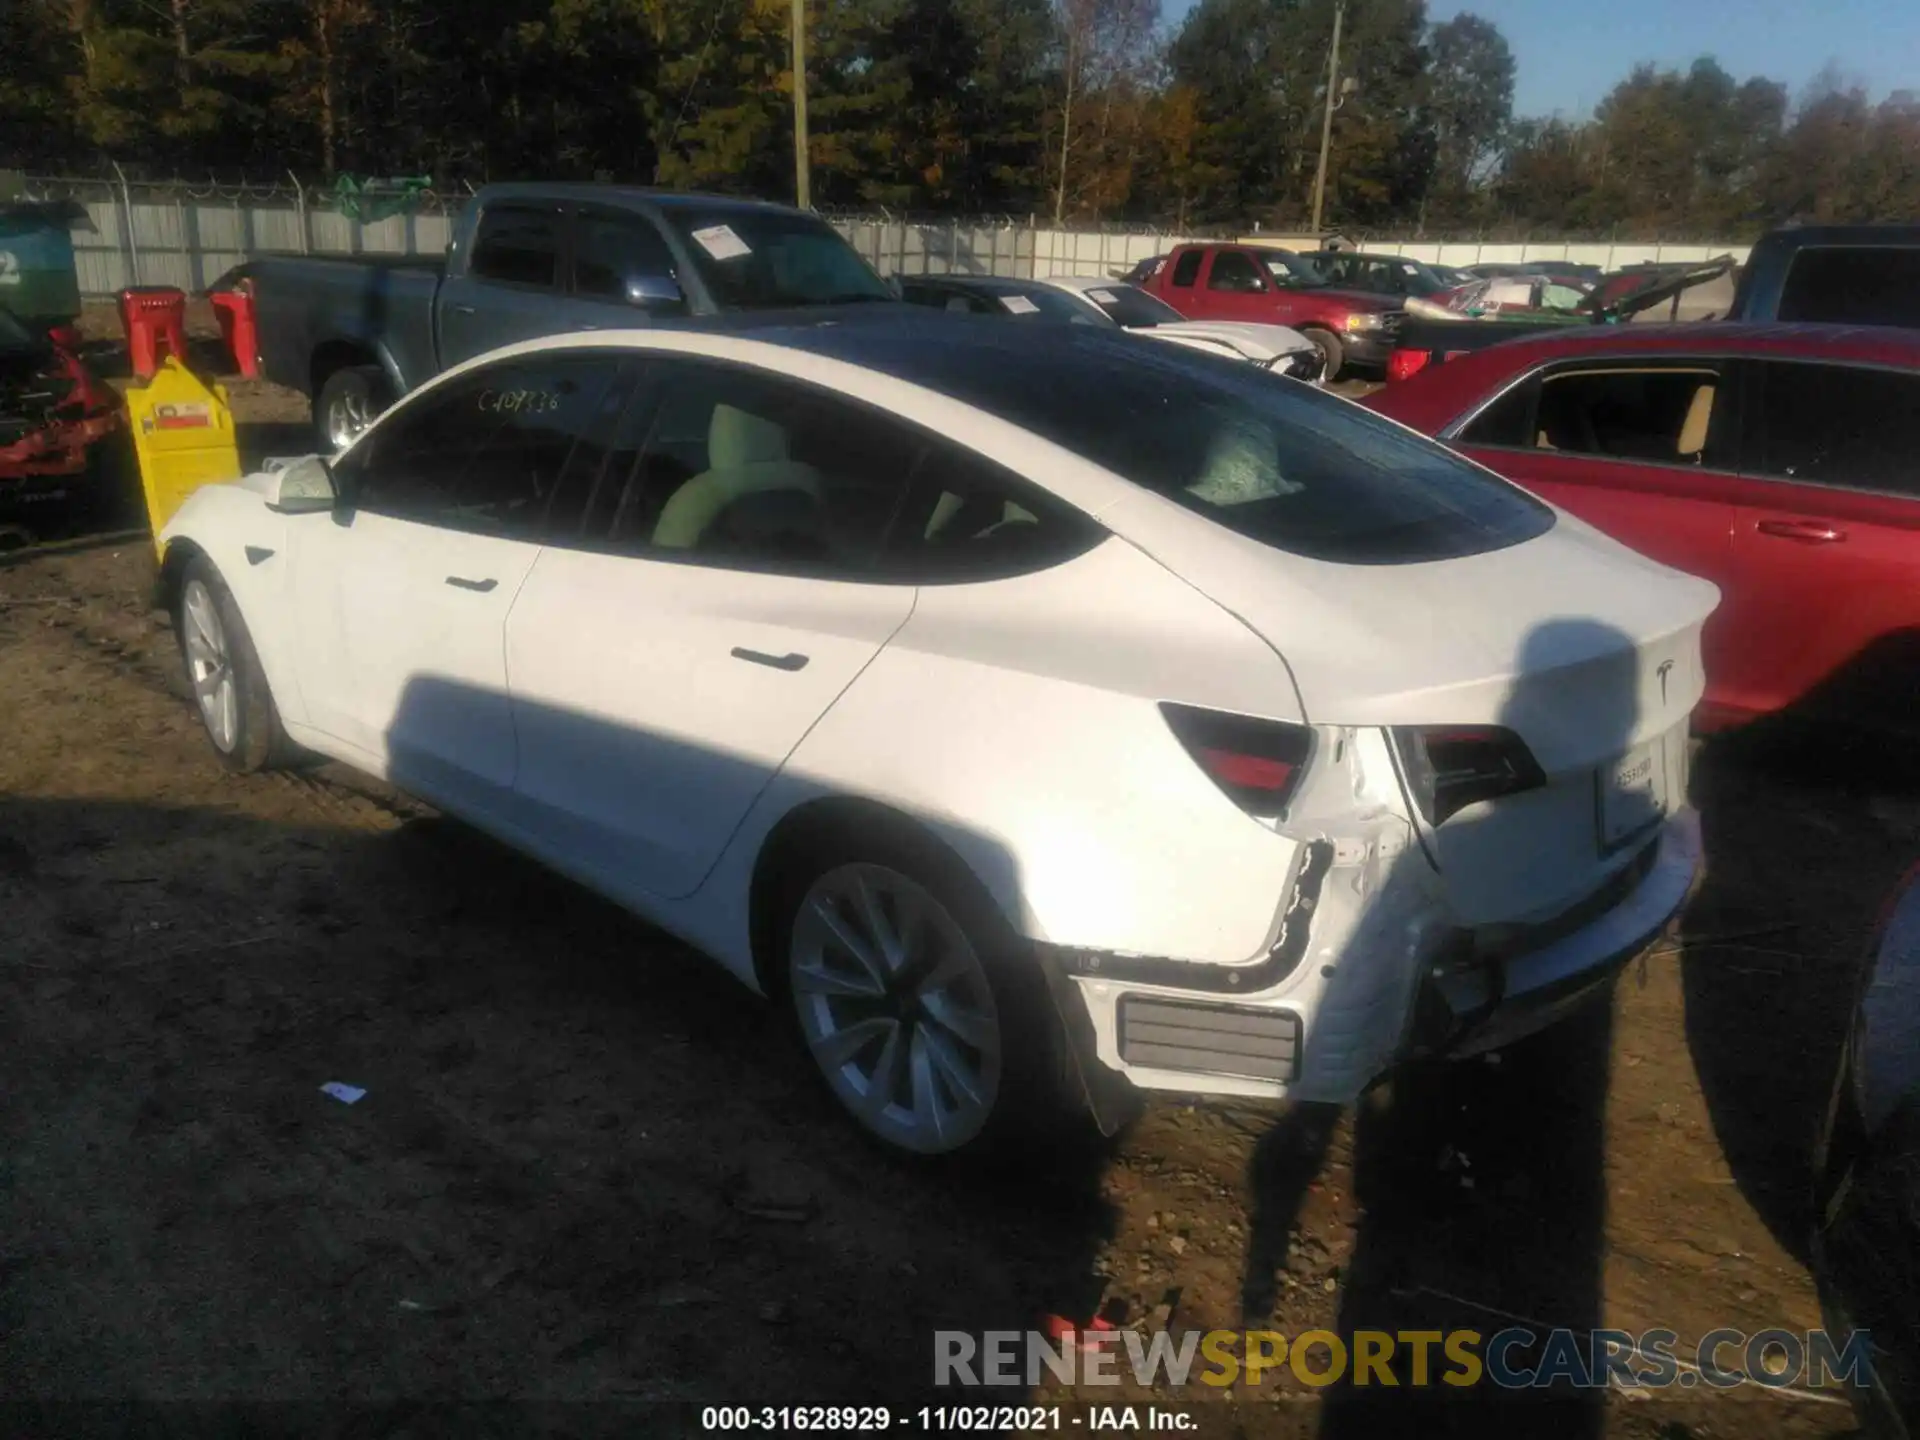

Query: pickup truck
left=1727, top=223, right=1920, bottom=327
left=237, top=183, right=899, bottom=450
left=1134, top=243, right=1402, bottom=380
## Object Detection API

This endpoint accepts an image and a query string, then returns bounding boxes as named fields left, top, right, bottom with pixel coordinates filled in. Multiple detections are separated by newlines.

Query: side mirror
left=624, top=273, right=687, bottom=313
left=264, top=454, right=337, bottom=514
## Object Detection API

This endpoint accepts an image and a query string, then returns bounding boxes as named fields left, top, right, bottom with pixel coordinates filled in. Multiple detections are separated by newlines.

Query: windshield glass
left=662, top=208, right=894, bottom=310
left=1072, top=283, right=1184, bottom=328
left=1257, top=252, right=1329, bottom=289
left=996, top=287, right=1112, bottom=324
left=875, top=333, right=1553, bottom=565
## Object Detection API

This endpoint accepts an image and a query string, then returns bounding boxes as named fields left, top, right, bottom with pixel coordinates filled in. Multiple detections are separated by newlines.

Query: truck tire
left=1303, top=327, right=1345, bottom=383
left=315, top=364, right=390, bottom=453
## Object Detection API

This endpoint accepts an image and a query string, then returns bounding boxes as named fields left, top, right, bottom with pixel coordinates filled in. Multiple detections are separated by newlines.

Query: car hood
left=1580, top=256, right=1737, bottom=320
left=1138, top=319, right=1315, bottom=360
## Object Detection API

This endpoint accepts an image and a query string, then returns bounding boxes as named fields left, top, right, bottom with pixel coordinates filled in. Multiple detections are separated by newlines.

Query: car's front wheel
left=1302, top=326, right=1345, bottom=382
left=781, top=838, right=1079, bottom=1158
left=174, top=557, right=295, bottom=773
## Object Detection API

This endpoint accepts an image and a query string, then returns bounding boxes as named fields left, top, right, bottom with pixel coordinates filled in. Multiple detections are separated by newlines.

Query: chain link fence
left=17, top=173, right=1752, bottom=298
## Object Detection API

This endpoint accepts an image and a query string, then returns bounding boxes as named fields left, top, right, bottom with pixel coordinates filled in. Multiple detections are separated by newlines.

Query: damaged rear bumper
left=1040, top=807, right=1700, bottom=1105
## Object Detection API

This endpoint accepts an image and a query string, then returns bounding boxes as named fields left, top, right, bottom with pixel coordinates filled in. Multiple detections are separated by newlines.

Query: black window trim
left=537, top=353, right=1109, bottom=586
left=465, top=201, right=566, bottom=294
left=1741, top=352, right=1920, bottom=502
left=1444, top=352, right=1747, bottom=480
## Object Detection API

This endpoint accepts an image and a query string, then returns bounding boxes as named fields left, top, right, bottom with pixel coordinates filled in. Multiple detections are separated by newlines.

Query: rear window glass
left=886, top=335, right=1554, bottom=565
left=1779, top=247, right=1920, bottom=327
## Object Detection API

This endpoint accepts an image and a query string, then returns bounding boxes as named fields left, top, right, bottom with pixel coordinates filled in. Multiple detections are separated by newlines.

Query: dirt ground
left=0, top=323, right=1909, bottom=1437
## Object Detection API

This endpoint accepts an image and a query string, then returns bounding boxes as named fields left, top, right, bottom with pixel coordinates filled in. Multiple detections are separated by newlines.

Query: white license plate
left=1598, top=742, right=1667, bottom=848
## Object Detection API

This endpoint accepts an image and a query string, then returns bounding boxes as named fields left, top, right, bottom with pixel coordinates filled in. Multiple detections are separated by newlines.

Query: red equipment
left=117, top=286, right=189, bottom=379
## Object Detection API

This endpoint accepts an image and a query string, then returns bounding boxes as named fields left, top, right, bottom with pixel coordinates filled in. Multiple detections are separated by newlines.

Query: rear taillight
left=1386, top=347, right=1431, bottom=383
left=1162, top=703, right=1312, bottom=819
left=1392, top=725, right=1545, bottom=826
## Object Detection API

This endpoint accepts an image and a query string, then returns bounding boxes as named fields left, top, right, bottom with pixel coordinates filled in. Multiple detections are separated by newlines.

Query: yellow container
left=126, top=356, right=242, bottom=554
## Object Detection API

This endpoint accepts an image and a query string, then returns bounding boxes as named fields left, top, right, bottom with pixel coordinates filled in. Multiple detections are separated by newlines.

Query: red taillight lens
left=1163, top=703, right=1312, bottom=819
left=1392, top=725, right=1545, bottom=826
left=1386, top=347, right=1431, bottom=383
left=47, top=324, right=83, bottom=350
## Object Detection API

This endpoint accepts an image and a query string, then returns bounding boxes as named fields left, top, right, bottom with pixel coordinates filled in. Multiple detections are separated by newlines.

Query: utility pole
left=1309, top=0, right=1345, bottom=237
left=791, top=0, right=811, bottom=209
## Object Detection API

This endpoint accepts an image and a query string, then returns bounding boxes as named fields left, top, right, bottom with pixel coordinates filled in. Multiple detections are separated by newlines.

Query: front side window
left=658, top=208, right=893, bottom=310
left=336, top=356, right=623, bottom=538
left=572, top=210, right=678, bottom=300
left=468, top=206, right=561, bottom=288
left=1750, top=360, right=1920, bottom=495
left=1531, top=365, right=1724, bottom=464
left=579, top=361, right=924, bottom=577
left=1207, top=251, right=1268, bottom=293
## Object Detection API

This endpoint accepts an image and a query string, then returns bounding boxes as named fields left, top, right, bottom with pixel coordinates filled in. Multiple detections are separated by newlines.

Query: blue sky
left=1164, top=0, right=1920, bottom=118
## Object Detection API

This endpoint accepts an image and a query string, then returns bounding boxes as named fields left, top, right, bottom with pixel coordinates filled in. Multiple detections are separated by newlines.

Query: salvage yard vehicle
left=1386, top=256, right=1737, bottom=382
left=1306, top=250, right=1456, bottom=301
left=237, top=183, right=900, bottom=452
left=155, top=316, right=1713, bottom=1158
left=1729, top=223, right=1920, bottom=328
left=898, top=273, right=1325, bottom=381
left=1814, top=859, right=1920, bottom=1438
left=1135, top=242, right=1403, bottom=380
left=1367, top=322, right=1920, bottom=736
left=0, top=305, right=124, bottom=521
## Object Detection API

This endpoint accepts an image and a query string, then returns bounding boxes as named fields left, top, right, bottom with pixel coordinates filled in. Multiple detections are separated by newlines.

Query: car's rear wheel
left=780, top=835, right=1081, bottom=1158
left=315, top=364, right=389, bottom=453
left=1303, top=326, right=1345, bottom=382
left=174, top=557, right=295, bottom=773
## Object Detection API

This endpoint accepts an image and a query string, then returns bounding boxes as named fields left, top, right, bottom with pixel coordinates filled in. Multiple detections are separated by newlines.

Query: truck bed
left=246, top=253, right=445, bottom=399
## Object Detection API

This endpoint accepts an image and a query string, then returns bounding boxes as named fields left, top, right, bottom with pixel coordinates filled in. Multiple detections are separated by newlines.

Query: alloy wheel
left=790, top=862, right=1003, bottom=1155
left=326, top=389, right=374, bottom=449
left=181, top=578, right=238, bottom=754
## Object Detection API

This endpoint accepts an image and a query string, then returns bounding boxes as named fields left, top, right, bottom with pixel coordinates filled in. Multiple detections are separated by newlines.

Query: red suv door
left=1449, top=356, right=1743, bottom=708
left=1197, top=248, right=1283, bottom=324
left=1718, top=356, right=1920, bottom=731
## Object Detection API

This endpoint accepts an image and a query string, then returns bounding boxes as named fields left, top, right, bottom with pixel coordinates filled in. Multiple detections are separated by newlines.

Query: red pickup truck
left=1137, top=243, right=1403, bottom=380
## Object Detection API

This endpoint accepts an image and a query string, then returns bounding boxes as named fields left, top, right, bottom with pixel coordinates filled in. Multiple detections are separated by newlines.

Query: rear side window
left=1530, top=366, right=1725, bottom=464
left=1170, top=250, right=1203, bottom=287
left=1750, top=360, right=1920, bottom=495
left=468, top=206, right=561, bottom=288
left=882, top=445, right=1103, bottom=583
left=1779, top=248, right=1920, bottom=327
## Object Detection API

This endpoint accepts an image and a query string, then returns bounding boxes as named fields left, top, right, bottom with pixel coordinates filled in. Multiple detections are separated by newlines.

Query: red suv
left=1367, top=323, right=1920, bottom=736
left=1137, top=243, right=1401, bottom=380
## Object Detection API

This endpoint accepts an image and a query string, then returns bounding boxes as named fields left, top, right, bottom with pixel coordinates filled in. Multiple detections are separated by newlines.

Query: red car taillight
left=1386, top=347, right=1431, bottom=383
left=1391, top=725, right=1545, bottom=826
left=1162, top=703, right=1312, bottom=819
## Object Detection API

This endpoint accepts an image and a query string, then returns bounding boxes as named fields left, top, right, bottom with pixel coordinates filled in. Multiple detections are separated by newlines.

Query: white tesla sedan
left=157, top=316, right=1714, bottom=1157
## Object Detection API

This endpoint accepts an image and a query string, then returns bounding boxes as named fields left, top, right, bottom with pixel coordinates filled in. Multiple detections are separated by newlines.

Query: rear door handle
left=1756, top=519, right=1846, bottom=544
left=451, top=303, right=476, bottom=316
left=572, top=322, right=600, bottom=332
left=445, top=575, right=498, bottom=592
left=730, top=647, right=809, bottom=672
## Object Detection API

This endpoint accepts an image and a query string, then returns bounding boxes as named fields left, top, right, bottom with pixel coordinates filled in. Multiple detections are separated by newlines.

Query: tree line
left=3, top=0, right=1915, bottom=236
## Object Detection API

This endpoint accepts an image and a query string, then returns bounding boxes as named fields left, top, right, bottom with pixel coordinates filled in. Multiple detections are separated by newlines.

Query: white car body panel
left=1037, top=275, right=1318, bottom=367
left=158, top=325, right=1716, bottom=1113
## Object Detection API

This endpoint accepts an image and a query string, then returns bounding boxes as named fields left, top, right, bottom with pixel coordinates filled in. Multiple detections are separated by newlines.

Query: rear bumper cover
left=1049, top=808, right=1700, bottom=1102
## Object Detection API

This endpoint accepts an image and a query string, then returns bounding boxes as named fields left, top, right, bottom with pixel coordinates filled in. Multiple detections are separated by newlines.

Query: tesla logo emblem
left=1657, top=660, right=1674, bottom=705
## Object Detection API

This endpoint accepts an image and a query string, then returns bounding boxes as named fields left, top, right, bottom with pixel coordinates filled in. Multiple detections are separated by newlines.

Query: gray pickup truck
left=239, top=183, right=899, bottom=450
